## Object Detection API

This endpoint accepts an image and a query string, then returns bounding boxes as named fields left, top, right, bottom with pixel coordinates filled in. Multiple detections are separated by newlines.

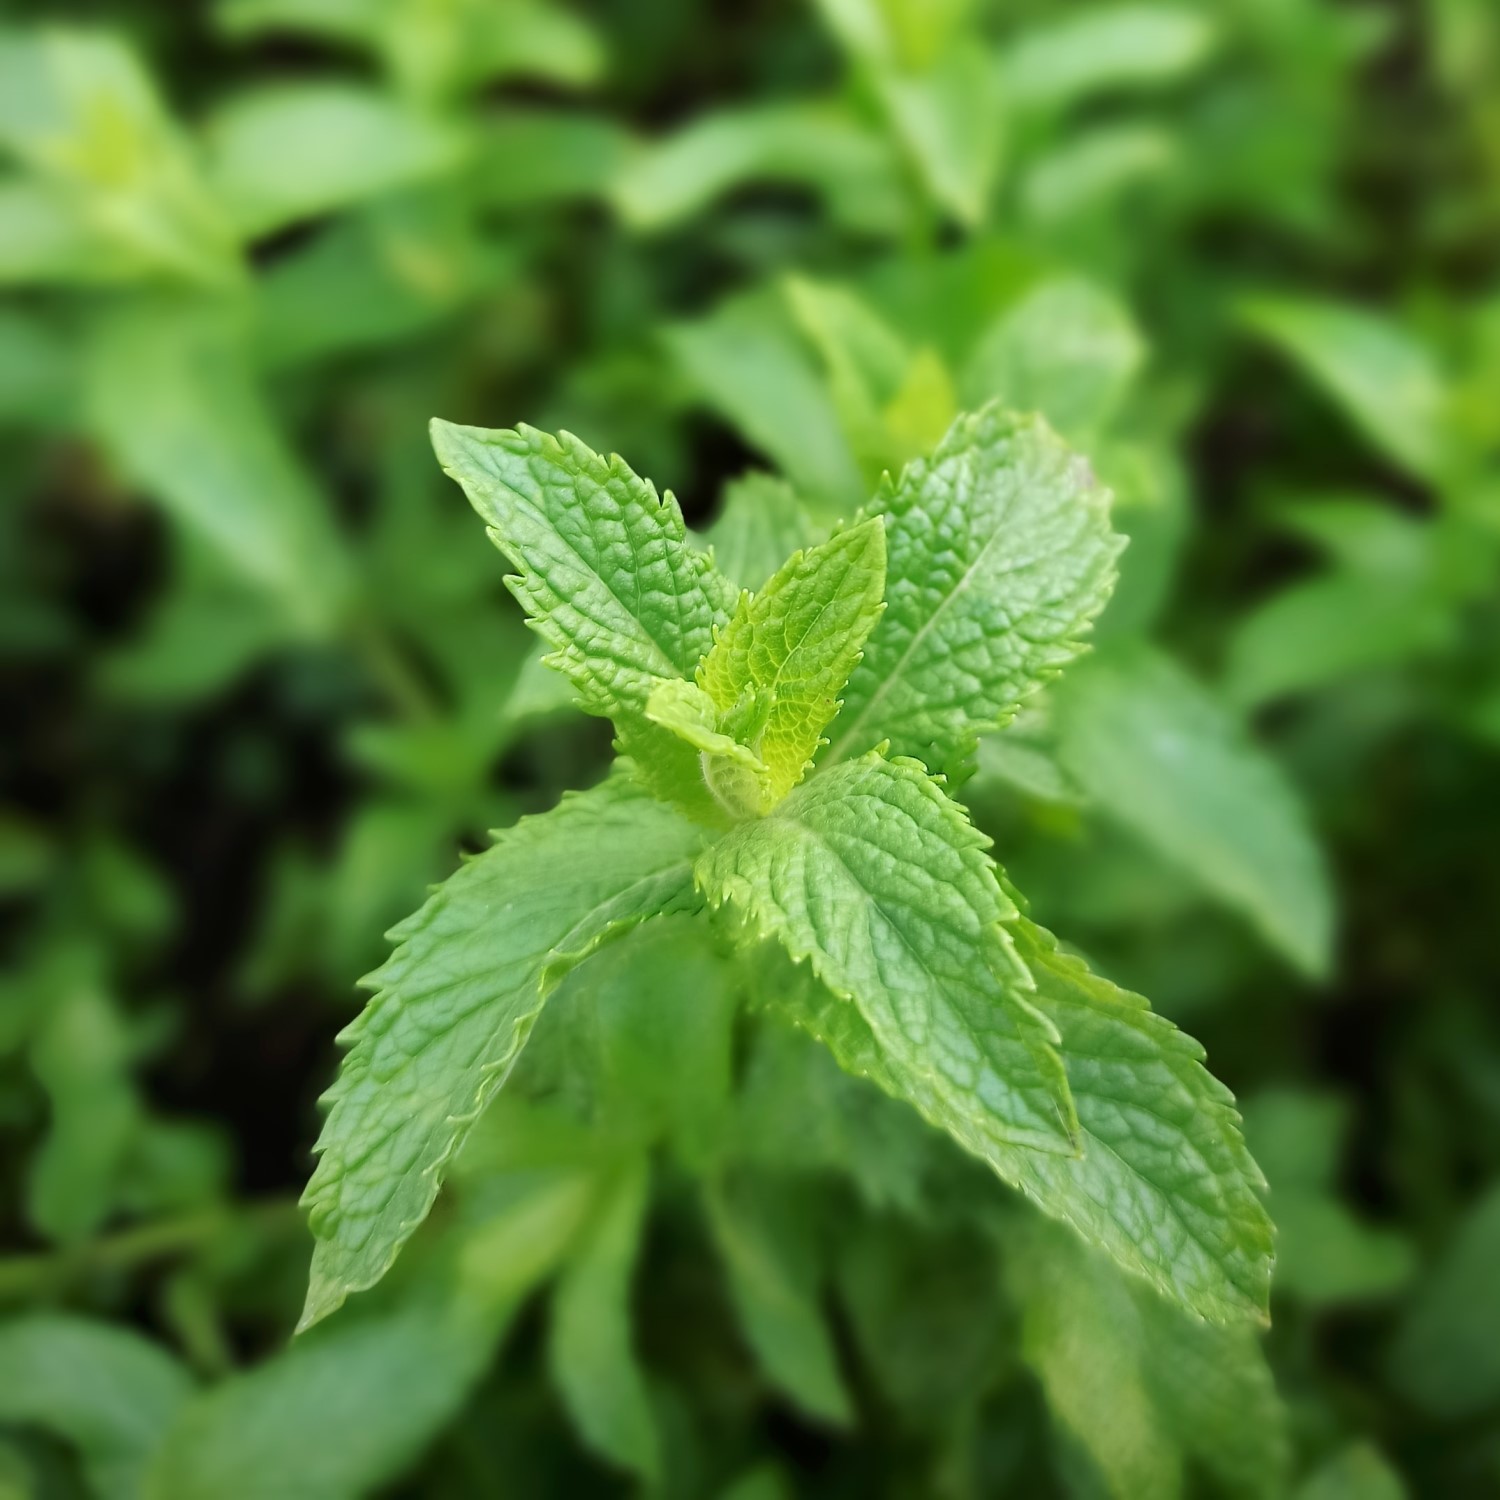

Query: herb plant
left=300, top=406, right=1271, bottom=1347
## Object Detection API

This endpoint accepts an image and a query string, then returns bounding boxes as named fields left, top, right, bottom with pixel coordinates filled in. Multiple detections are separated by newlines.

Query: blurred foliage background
left=1, top=0, right=1498, bottom=1495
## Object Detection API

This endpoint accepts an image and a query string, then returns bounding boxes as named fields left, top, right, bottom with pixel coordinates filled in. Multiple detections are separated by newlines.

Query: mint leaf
left=431, top=419, right=735, bottom=715
left=698, top=516, right=886, bottom=808
left=1054, top=642, right=1334, bottom=976
left=1001, top=919, right=1273, bottom=1324
left=549, top=1157, right=660, bottom=1482
left=825, top=404, right=1122, bottom=778
left=699, top=753, right=1078, bottom=1161
left=431, top=419, right=738, bottom=821
left=782, top=916, right=1272, bottom=1324
left=299, top=776, right=705, bottom=1329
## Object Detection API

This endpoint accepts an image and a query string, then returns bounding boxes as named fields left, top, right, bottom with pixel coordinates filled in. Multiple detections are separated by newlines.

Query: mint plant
left=299, top=403, right=1272, bottom=1333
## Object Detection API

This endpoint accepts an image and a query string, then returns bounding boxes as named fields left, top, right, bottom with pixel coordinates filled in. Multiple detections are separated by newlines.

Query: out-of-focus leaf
left=26, top=957, right=139, bottom=1244
left=86, top=298, right=352, bottom=633
left=703, top=473, right=822, bottom=591
left=613, top=103, right=906, bottom=237
left=1241, top=1089, right=1413, bottom=1306
left=217, top=0, right=602, bottom=100
left=478, top=110, right=630, bottom=209
left=1001, top=5, right=1219, bottom=112
left=1002, top=1212, right=1287, bottom=1500
left=1388, top=1180, right=1500, bottom=1419
left=0, top=1315, right=192, bottom=1500
left=205, top=83, right=465, bottom=237
left=665, top=293, right=867, bottom=509
left=706, top=1173, right=853, bottom=1427
left=0, top=28, right=235, bottom=284
left=549, top=1157, right=660, bottom=1482
left=1020, top=123, right=1177, bottom=225
left=962, top=278, right=1145, bottom=445
left=1296, top=1444, right=1408, bottom=1500
left=1054, top=643, right=1334, bottom=977
left=1240, top=298, right=1447, bottom=480
left=0, top=308, right=73, bottom=422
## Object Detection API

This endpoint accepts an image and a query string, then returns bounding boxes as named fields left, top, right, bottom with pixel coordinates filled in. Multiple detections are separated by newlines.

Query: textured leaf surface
left=825, top=405, right=1121, bottom=778
left=1054, top=642, right=1334, bottom=976
left=699, top=754, right=1077, bottom=1161
left=299, top=777, right=705, bottom=1328
left=431, top=419, right=734, bottom=713
left=549, top=1158, right=660, bottom=1481
left=698, top=517, right=886, bottom=806
left=0, top=1315, right=191, bottom=1500
left=784, top=917, right=1272, bottom=1324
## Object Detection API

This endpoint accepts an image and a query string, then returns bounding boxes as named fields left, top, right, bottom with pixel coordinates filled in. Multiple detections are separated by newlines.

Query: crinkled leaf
left=699, top=753, right=1078, bottom=1162
left=825, top=404, right=1121, bottom=778
left=696, top=517, right=886, bottom=808
left=549, top=1157, right=660, bottom=1482
left=1054, top=642, right=1334, bottom=976
left=299, top=776, right=705, bottom=1329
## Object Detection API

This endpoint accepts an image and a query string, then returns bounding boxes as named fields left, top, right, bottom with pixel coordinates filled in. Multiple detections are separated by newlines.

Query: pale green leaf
left=205, top=83, right=465, bottom=238
left=612, top=102, right=906, bottom=238
left=1001, top=5, right=1220, bottom=112
left=299, top=776, right=705, bottom=1329
left=1240, top=297, right=1447, bottom=480
left=645, top=678, right=772, bottom=822
left=549, top=1158, right=661, bottom=1482
left=699, top=753, right=1078, bottom=1162
left=697, top=517, right=886, bottom=807
left=961, top=278, right=1145, bottom=445
left=826, top=404, right=1121, bottom=778
left=430, top=418, right=735, bottom=717
left=707, top=1174, right=853, bottom=1426
left=1019, top=123, right=1177, bottom=225
left=0, top=28, right=235, bottom=284
left=703, top=473, right=821, bottom=591
left=1054, top=642, right=1334, bottom=976
left=0, top=1316, right=191, bottom=1500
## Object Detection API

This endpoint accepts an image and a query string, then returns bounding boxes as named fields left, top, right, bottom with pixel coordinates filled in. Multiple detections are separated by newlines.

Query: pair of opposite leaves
left=298, top=404, right=1272, bottom=1338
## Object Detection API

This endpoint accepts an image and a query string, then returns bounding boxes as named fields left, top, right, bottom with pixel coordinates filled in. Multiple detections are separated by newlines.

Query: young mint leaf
left=697, top=516, right=886, bottom=809
left=645, top=677, right=772, bottom=824
left=706, top=1174, right=853, bottom=1427
left=299, top=776, right=706, bottom=1330
left=698, top=752, right=1078, bottom=1161
left=549, top=1157, right=660, bottom=1483
left=824, top=404, right=1122, bottom=779
left=431, top=418, right=738, bottom=822
left=1001, top=919, right=1273, bottom=1324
